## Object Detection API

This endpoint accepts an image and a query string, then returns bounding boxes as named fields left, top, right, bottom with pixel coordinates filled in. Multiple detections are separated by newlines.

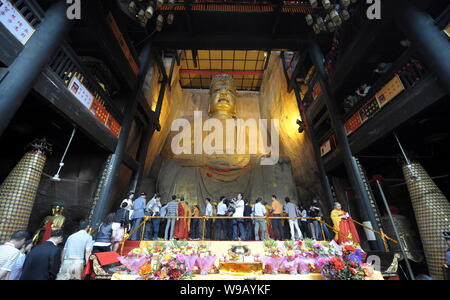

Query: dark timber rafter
left=287, top=49, right=308, bottom=93
left=185, top=0, right=194, bottom=36
left=154, top=49, right=168, bottom=82
left=271, top=0, right=284, bottom=35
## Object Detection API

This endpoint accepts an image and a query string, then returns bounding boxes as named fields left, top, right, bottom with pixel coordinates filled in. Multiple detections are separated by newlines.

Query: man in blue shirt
left=130, top=193, right=147, bottom=240
left=164, top=195, right=179, bottom=240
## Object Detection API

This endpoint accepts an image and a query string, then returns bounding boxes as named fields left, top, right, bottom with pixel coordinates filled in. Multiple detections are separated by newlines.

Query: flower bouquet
left=262, top=240, right=285, bottom=275
left=342, top=244, right=366, bottom=264
left=296, top=257, right=316, bottom=274
left=178, top=244, right=198, bottom=274
left=321, top=252, right=366, bottom=280
left=150, top=240, right=167, bottom=254
left=281, top=241, right=299, bottom=275
left=167, top=240, right=189, bottom=254
left=139, top=263, right=153, bottom=276
left=183, top=254, right=198, bottom=274
left=328, top=240, right=343, bottom=257
left=196, top=244, right=216, bottom=275
left=282, top=257, right=299, bottom=275
left=118, top=248, right=150, bottom=274
left=261, top=256, right=286, bottom=275
left=142, top=251, right=191, bottom=280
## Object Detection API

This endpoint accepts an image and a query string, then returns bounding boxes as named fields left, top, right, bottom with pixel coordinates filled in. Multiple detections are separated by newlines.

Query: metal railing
left=119, top=215, right=397, bottom=255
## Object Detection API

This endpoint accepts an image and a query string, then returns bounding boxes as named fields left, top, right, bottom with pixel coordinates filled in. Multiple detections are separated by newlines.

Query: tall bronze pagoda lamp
left=395, top=133, right=450, bottom=280
left=0, top=139, right=52, bottom=243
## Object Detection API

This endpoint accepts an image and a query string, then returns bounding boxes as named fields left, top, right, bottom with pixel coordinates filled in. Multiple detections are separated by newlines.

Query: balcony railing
left=319, top=51, right=430, bottom=158
left=1, top=0, right=123, bottom=137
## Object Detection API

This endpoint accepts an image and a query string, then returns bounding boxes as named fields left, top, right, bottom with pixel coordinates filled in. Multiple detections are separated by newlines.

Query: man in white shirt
left=145, top=194, right=162, bottom=240
left=0, top=230, right=27, bottom=280
left=232, top=193, right=246, bottom=240
left=204, top=198, right=214, bottom=240
left=253, top=198, right=267, bottom=241
left=284, top=197, right=303, bottom=240
left=57, top=220, right=93, bottom=280
left=215, top=196, right=227, bottom=240
left=121, top=191, right=134, bottom=211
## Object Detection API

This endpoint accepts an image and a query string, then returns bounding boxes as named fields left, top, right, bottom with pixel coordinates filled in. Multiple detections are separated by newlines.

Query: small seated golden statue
left=228, top=245, right=251, bottom=262
left=32, top=202, right=66, bottom=245
left=219, top=244, right=263, bottom=276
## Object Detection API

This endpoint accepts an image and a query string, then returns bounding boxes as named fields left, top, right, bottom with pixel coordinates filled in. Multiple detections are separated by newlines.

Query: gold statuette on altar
left=219, top=244, right=263, bottom=276
left=32, top=202, right=66, bottom=245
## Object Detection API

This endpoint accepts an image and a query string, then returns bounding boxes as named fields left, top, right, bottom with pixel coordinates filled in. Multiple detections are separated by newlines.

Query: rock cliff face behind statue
left=155, top=74, right=297, bottom=209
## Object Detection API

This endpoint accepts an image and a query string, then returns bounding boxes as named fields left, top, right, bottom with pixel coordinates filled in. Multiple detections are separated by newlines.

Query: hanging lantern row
left=306, top=0, right=358, bottom=34
left=127, top=0, right=175, bottom=30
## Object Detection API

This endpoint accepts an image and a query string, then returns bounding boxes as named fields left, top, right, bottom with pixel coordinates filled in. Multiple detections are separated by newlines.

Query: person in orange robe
left=174, top=196, right=190, bottom=239
left=264, top=202, right=274, bottom=239
left=330, top=202, right=360, bottom=245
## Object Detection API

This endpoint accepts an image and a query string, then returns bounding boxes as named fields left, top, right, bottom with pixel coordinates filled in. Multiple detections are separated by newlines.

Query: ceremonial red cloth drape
left=338, top=216, right=361, bottom=245
left=41, top=221, right=53, bottom=244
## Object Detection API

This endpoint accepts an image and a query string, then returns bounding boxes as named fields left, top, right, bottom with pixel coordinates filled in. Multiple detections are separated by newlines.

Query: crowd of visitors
left=119, top=192, right=333, bottom=243
left=0, top=191, right=336, bottom=280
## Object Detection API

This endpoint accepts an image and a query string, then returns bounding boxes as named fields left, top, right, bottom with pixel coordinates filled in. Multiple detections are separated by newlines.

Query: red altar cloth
left=82, top=252, right=120, bottom=280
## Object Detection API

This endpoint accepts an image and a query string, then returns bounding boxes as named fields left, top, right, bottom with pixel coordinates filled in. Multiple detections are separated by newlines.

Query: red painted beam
left=179, top=69, right=264, bottom=76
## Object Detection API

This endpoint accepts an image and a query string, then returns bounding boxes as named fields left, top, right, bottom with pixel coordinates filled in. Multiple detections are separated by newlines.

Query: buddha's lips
left=202, top=163, right=258, bottom=173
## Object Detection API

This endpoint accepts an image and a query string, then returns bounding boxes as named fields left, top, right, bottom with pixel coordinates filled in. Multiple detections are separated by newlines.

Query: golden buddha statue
left=208, top=74, right=237, bottom=119
left=153, top=74, right=297, bottom=210
left=32, top=202, right=66, bottom=245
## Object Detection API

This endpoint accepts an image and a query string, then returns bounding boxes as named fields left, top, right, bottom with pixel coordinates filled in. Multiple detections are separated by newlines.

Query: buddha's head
left=51, top=202, right=64, bottom=215
left=209, top=74, right=237, bottom=119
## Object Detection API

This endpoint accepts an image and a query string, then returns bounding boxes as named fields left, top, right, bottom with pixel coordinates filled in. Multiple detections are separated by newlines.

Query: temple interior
left=0, top=0, right=449, bottom=280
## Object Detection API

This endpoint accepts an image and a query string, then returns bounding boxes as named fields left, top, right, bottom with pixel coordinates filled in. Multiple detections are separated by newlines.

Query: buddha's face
left=52, top=206, right=63, bottom=215
left=209, top=76, right=236, bottom=118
